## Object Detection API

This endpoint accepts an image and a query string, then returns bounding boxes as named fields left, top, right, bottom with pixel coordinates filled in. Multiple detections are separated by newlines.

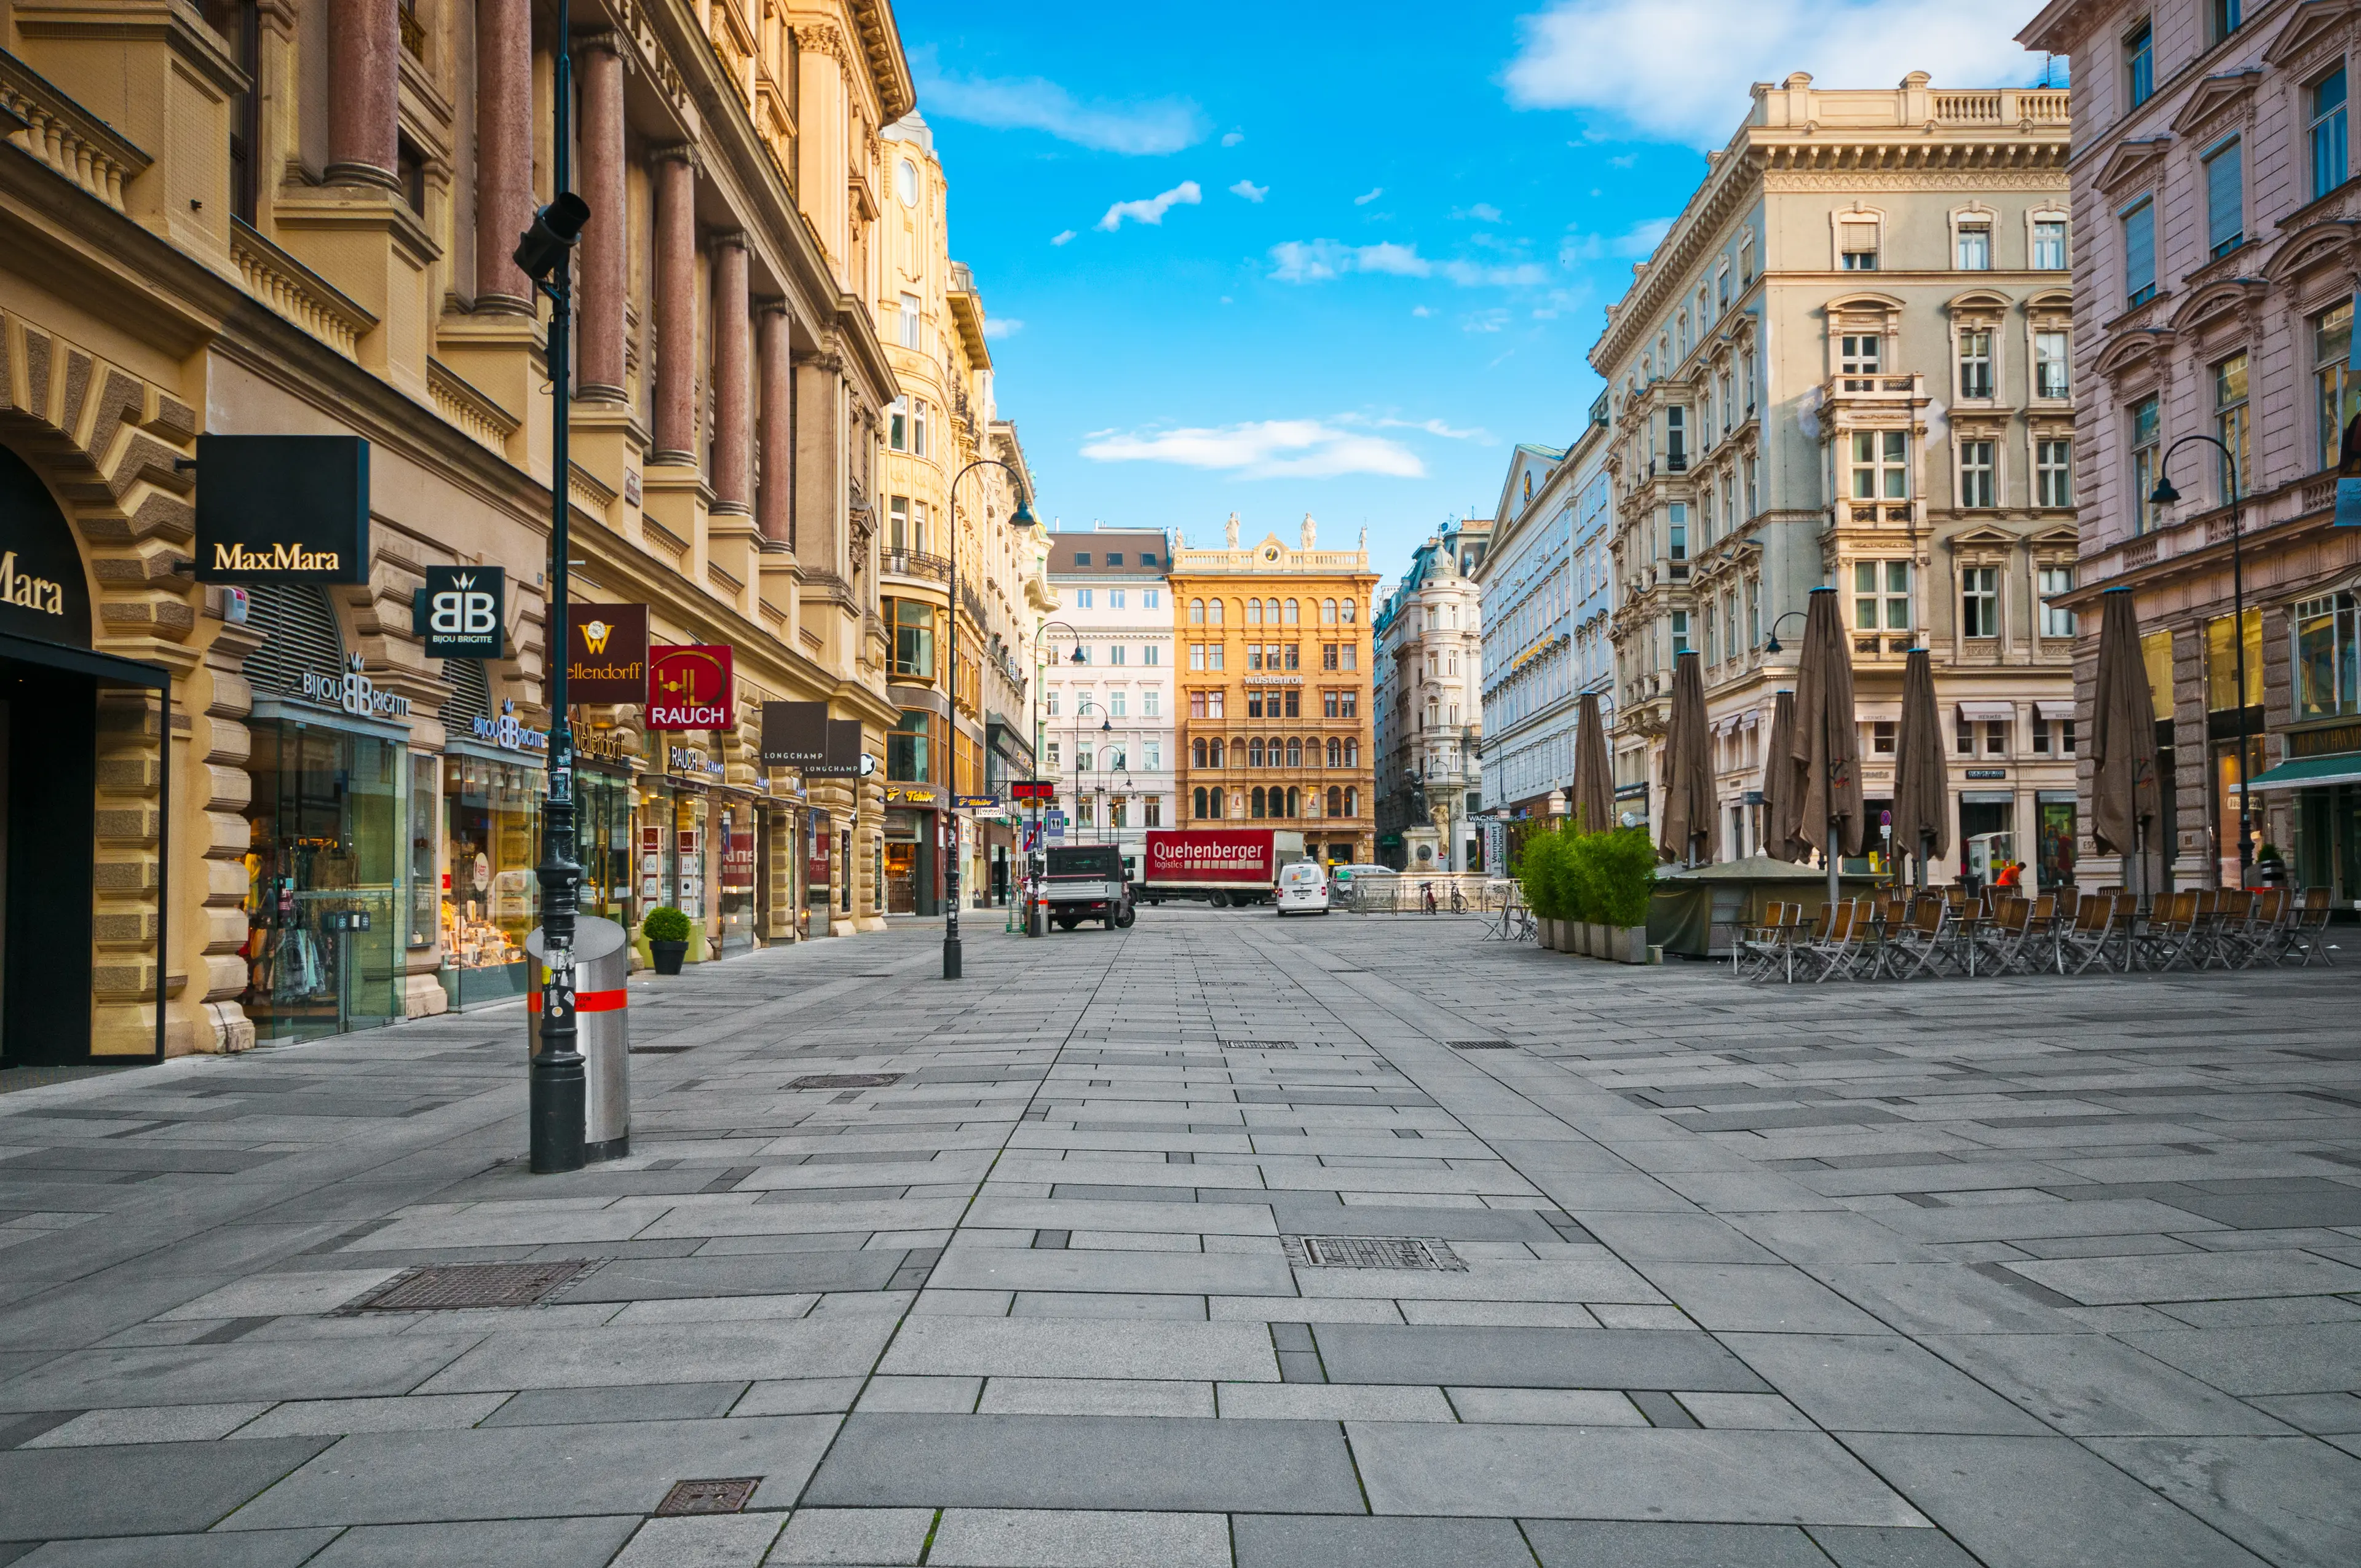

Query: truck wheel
left=1113, top=905, right=1136, bottom=930
left=1056, top=913, right=1079, bottom=931
left=1208, top=892, right=1229, bottom=909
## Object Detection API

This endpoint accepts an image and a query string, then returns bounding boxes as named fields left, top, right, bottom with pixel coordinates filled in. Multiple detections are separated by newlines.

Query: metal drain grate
left=655, top=1477, right=761, bottom=1516
left=1284, top=1235, right=1468, bottom=1271
left=1449, top=1040, right=1515, bottom=1050
left=788, top=1072, right=901, bottom=1090
left=630, top=1045, right=694, bottom=1055
left=344, top=1260, right=595, bottom=1312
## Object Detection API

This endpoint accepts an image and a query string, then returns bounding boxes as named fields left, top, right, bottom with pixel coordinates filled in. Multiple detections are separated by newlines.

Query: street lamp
left=1072, top=700, right=1112, bottom=843
left=941, top=461, right=1036, bottom=981
left=2149, top=434, right=2250, bottom=881
left=1761, top=611, right=1808, bottom=655
left=517, top=0, right=590, bottom=1174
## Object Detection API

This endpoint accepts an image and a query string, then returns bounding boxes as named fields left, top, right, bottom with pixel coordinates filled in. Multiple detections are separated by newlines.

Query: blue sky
left=895, top=0, right=2050, bottom=574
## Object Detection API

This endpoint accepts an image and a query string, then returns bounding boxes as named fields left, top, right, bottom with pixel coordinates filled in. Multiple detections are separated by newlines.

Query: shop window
left=890, top=600, right=935, bottom=680
left=1872, top=721, right=1896, bottom=754
left=440, top=751, right=541, bottom=1009
left=888, top=710, right=931, bottom=782
left=2294, top=592, right=2361, bottom=718
left=2207, top=609, right=2263, bottom=711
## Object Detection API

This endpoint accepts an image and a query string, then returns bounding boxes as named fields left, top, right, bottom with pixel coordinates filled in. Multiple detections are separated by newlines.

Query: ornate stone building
left=1373, top=514, right=1489, bottom=873
left=0, top=0, right=984, bottom=1063
left=1169, top=514, right=1377, bottom=866
left=1594, top=74, right=2083, bottom=885
left=1040, top=525, right=1175, bottom=879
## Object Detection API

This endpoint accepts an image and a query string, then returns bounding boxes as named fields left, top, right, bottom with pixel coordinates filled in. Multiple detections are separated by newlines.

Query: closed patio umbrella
left=1758, top=689, right=1797, bottom=863
left=1889, top=647, right=1948, bottom=889
left=1571, top=690, right=1615, bottom=834
left=2090, top=586, right=2161, bottom=894
left=1785, top=587, right=1865, bottom=908
left=1658, top=650, right=1717, bottom=866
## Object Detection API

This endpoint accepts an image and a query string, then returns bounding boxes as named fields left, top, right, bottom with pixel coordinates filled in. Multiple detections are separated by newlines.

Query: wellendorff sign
left=566, top=603, right=649, bottom=704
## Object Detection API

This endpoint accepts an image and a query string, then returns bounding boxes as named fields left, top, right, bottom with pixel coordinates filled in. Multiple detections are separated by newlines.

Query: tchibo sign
left=299, top=654, right=413, bottom=720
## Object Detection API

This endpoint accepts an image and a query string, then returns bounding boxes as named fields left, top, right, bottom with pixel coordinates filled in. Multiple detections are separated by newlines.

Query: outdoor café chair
left=1980, top=895, right=2040, bottom=975
left=2244, top=887, right=2293, bottom=967
left=1889, top=894, right=1953, bottom=980
left=1736, top=900, right=1803, bottom=981
left=2139, top=891, right=2203, bottom=971
left=2027, top=894, right=2065, bottom=973
left=2288, top=887, right=2337, bottom=967
left=2058, top=893, right=2121, bottom=975
left=2202, top=890, right=2256, bottom=970
left=1796, top=899, right=1869, bottom=982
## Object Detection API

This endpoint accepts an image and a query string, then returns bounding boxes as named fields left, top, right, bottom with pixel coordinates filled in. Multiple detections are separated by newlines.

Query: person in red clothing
left=1995, top=860, right=2023, bottom=889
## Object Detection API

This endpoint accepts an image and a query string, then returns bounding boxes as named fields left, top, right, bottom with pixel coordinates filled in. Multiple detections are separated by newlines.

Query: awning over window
left=2035, top=700, right=2078, bottom=722
left=2244, top=753, right=2361, bottom=791
left=1956, top=700, right=2016, bottom=722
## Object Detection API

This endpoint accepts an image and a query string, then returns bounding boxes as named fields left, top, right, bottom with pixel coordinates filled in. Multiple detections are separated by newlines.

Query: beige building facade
left=1596, top=74, right=2085, bottom=887
left=1373, top=515, right=1489, bottom=872
left=2022, top=0, right=2361, bottom=899
left=0, top=0, right=988, bottom=1065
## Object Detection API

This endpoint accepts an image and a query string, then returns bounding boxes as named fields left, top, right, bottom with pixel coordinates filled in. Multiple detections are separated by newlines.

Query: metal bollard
left=527, top=915, right=631, bottom=1162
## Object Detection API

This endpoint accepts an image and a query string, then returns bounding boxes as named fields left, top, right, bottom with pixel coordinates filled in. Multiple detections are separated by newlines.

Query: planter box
left=1608, top=924, right=1649, bottom=965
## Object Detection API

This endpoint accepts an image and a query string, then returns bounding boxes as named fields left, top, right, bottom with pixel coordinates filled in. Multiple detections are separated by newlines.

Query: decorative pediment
left=2169, top=276, right=2268, bottom=334
left=2095, top=137, right=2170, bottom=199
left=2171, top=69, right=2263, bottom=138
left=2027, top=523, right=2081, bottom=551
left=2264, top=0, right=2361, bottom=68
left=2094, top=327, right=2175, bottom=381
left=2025, top=288, right=2073, bottom=314
left=1824, top=291, right=1904, bottom=317
left=1949, top=525, right=2017, bottom=556
left=2263, top=218, right=2361, bottom=284
left=1947, top=289, right=2013, bottom=317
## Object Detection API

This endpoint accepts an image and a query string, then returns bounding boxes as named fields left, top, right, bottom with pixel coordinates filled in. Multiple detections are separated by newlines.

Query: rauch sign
left=646, top=644, right=733, bottom=731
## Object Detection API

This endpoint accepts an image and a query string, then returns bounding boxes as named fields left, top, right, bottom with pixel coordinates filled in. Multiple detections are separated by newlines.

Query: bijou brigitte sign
left=646, top=644, right=733, bottom=731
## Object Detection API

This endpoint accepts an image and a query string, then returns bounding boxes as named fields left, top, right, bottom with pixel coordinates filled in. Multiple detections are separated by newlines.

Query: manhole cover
left=1284, top=1235, right=1467, bottom=1271
left=630, top=1045, right=693, bottom=1055
left=1450, top=1040, right=1514, bottom=1050
left=655, top=1477, right=761, bottom=1516
left=788, top=1072, right=901, bottom=1090
left=344, top=1260, right=595, bottom=1312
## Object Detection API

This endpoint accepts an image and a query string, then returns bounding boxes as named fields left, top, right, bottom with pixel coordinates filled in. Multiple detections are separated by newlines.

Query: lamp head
left=1011, top=495, right=1037, bottom=529
left=1068, top=645, right=1086, bottom=664
left=513, top=193, right=591, bottom=282
left=1763, top=632, right=1781, bottom=654
left=2148, top=474, right=2181, bottom=506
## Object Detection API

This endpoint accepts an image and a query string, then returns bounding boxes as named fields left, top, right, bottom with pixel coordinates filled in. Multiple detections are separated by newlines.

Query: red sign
left=1143, top=829, right=1278, bottom=889
left=647, top=644, right=733, bottom=730
left=1010, top=780, right=1056, bottom=803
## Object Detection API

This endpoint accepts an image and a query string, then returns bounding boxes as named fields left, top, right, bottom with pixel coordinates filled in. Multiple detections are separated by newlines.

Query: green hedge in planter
left=641, top=906, right=692, bottom=943
left=1515, top=828, right=1576, bottom=920
left=1519, top=824, right=1656, bottom=927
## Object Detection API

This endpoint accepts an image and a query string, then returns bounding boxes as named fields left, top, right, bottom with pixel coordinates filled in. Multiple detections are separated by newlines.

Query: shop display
left=440, top=753, right=541, bottom=1007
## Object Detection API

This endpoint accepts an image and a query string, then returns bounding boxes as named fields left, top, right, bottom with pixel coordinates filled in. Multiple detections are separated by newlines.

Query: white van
left=1275, top=859, right=1330, bottom=916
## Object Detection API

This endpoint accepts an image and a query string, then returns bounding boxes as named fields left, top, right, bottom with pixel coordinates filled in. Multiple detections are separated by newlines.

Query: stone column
left=711, top=234, right=752, bottom=515
left=757, top=303, right=793, bottom=547
left=328, top=0, right=400, bottom=187
left=651, top=149, right=699, bottom=465
left=472, top=0, right=532, bottom=309
left=577, top=33, right=628, bottom=396
left=793, top=349, right=844, bottom=577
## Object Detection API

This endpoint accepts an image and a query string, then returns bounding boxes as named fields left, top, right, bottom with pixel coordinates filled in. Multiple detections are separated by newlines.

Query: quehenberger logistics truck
left=1139, top=828, right=1307, bottom=908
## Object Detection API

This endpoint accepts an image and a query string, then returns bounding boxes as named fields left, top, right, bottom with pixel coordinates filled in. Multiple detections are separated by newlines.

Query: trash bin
left=526, top=916, right=631, bottom=1162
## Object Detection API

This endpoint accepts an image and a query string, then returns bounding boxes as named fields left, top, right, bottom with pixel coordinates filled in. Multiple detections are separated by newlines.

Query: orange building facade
left=1169, top=517, right=1378, bottom=865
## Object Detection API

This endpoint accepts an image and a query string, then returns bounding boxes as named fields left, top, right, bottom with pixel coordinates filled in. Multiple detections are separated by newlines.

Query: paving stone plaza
left=2, top=910, right=2359, bottom=1566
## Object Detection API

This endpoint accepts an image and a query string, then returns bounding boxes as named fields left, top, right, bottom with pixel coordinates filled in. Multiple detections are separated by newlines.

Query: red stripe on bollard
left=526, top=989, right=628, bottom=1013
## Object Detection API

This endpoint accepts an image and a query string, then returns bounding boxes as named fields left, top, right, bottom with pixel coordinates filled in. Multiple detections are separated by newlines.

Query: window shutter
left=2206, top=142, right=2243, bottom=250
left=439, top=658, right=492, bottom=730
left=1840, top=222, right=1877, bottom=254
left=242, top=584, right=344, bottom=699
left=2123, top=201, right=2156, bottom=294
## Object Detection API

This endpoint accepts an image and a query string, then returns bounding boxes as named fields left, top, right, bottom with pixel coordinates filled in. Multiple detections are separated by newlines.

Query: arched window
left=1209, top=788, right=1224, bottom=820
left=1283, top=598, right=1300, bottom=624
left=1342, top=598, right=1356, bottom=624
left=1251, top=786, right=1267, bottom=818
left=1208, top=737, right=1224, bottom=767
left=1327, top=786, right=1343, bottom=816
left=1285, top=737, right=1301, bottom=767
left=1343, top=738, right=1359, bottom=766
left=1344, top=786, right=1358, bottom=816
left=1285, top=786, right=1299, bottom=817
left=1248, top=738, right=1264, bottom=767
left=1326, top=737, right=1341, bottom=767
left=1232, top=736, right=1246, bottom=766
left=1247, top=598, right=1263, bottom=625
left=1190, top=598, right=1204, bottom=624
left=1192, top=738, right=1207, bottom=767
left=1208, top=599, right=1224, bottom=625
left=1261, top=736, right=1278, bottom=766
left=1193, top=786, right=1207, bottom=818
left=1322, top=598, right=1338, bottom=624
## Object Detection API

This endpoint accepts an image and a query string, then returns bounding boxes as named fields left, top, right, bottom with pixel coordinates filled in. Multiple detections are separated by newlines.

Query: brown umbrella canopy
left=2090, top=587, right=2161, bottom=856
left=1758, top=690, right=1798, bottom=863
left=1658, top=650, right=1717, bottom=863
left=1889, top=647, right=1948, bottom=879
left=1783, top=588, right=1866, bottom=862
left=1571, top=690, right=1615, bottom=833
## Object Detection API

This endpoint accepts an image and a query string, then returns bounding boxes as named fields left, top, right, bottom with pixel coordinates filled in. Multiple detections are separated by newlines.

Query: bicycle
left=1447, top=882, right=1467, bottom=914
left=1422, top=881, right=1437, bottom=914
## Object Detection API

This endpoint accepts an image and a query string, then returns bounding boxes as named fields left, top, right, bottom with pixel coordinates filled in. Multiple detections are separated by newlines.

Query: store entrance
left=0, top=661, right=96, bottom=1065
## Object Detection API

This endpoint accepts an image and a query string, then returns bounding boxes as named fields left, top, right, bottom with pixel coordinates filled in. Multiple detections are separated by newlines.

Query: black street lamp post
left=2148, top=435, right=2250, bottom=881
left=515, top=0, right=591, bottom=1174
left=940, top=460, right=1034, bottom=981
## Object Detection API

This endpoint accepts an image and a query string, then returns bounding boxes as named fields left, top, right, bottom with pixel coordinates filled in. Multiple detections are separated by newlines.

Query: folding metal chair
left=2058, top=893, right=2120, bottom=975
left=2288, top=887, right=2338, bottom=967
left=2139, top=890, right=2203, bottom=970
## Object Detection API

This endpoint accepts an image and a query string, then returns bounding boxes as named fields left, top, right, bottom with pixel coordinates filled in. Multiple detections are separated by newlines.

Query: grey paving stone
left=929, top=1247, right=1295, bottom=1296
left=1573, top=1212, right=1783, bottom=1263
left=1805, top=1525, right=1985, bottom=1568
left=608, top=1513, right=788, bottom=1567
left=1010, top=1291, right=1208, bottom=1320
left=1348, top=1422, right=1925, bottom=1524
left=1875, top=1197, right=2222, bottom=1244
left=0, top=1337, right=480, bottom=1412
left=10, top=1530, right=340, bottom=1567
left=879, top=1317, right=1274, bottom=1381
left=1232, top=1513, right=1538, bottom=1567
left=2085, top=1435, right=2361, bottom=1566
left=1311, top=1324, right=1769, bottom=1392
left=0, top=1436, right=334, bottom=1540
left=801, top=1413, right=1365, bottom=1512
left=1723, top=1334, right=2048, bottom=1435
left=2121, top=1321, right=2361, bottom=1396
left=480, top=1379, right=749, bottom=1426
left=301, top=1516, right=641, bottom=1567
left=1268, top=1200, right=1564, bottom=1242
left=219, top=1416, right=837, bottom=1527
left=1632, top=1265, right=1888, bottom=1332
left=414, top=1317, right=893, bottom=1393
left=1522, top=1519, right=1838, bottom=1566
left=1924, top=1334, right=2294, bottom=1436
left=1999, top=1249, right=2361, bottom=1306
left=928, top=1507, right=1232, bottom=1566
left=768, top=1506, right=936, bottom=1565
left=553, top=1251, right=906, bottom=1299
left=976, top=1378, right=1214, bottom=1417
left=1840, top=1433, right=2270, bottom=1567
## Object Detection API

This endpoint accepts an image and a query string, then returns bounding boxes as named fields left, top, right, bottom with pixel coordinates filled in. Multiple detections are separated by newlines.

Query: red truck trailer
left=1139, top=828, right=1307, bottom=908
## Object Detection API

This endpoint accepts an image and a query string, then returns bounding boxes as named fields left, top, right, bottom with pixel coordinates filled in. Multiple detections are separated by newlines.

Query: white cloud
left=1051, top=229, right=1077, bottom=247
left=1504, top=0, right=2047, bottom=146
left=1442, top=258, right=1549, bottom=287
left=1342, top=413, right=1497, bottom=443
left=981, top=318, right=1022, bottom=340
left=1222, top=130, right=1246, bottom=146
left=1353, top=187, right=1385, bottom=205
left=911, top=52, right=1207, bottom=154
left=1081, top=419, right=1425, bottom=480
left=1230, top=179, right=1269, bottom=202
left=1613, top=216, right=1674, bottom=258
left=1097, top=180, right=1203, bottom=232
left=1270, top=240, right=1545, bottom=288
left=1412, top=304, right=1433, bottom=317
left=1460, top=202, right=1505, bottom=222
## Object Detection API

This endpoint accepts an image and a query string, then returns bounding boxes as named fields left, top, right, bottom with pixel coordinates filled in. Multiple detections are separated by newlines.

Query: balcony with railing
left=884, top=548, right=951, bottom=585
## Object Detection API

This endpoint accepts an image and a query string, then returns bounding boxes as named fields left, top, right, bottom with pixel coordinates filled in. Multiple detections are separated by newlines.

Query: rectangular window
left=1961, top=566, right=1999, bottom=638
left=1872, top=721, right=1896, bottom=754
left=1188, top=643, right=1204, bottom=671
left=1985, top=721, right=2008, bottom=756
left=1046, top=741, right=1059, bottom=769
left=1045, top=689, right=1059, bottom=716
left=2040, top=565, right=2077, bottom=638
left=1671, top=609, right=1691, bottom=656
left=1208, top=644, right=1223, bottom=671
left=1854, top=560, right=1911, bottom=632
left=1960, top=440, right=1996, bottom=509
left=1109, top=589, right=1126, bottom=609
left=890, top=600, right=936, bottom=680
left=898, top=292, right=920, bottom=349
left=1323, top=689, right=1339, bottom=719
left=2212, top=0, right=2242, bottom=42
left=1322, top=643, right=1339, bottom=670
left=1144, top=645, right=1160, bottom=667
left=1144, top=588, right=1161, bottom=608
left=2205, top=138, right=2244, bottom=256
left=2131, top=395, right=2161, bottom=534
left=2293, top=593, right=2361, bottom=718
left=1667, top=502, right=1687, bottom=561
left=2036, top=438, right=2073, bottom=509
left=1840, top=333, right=1881, bottom=389
left=1850, top=429, right=1910, bottom=501
left=2319, top=303, right=2360, bottom=469
left=888, top=495, right=911, bottom=552
left=1109, top=689, right=1126, bottom=716
left=2122, top=197, right=2156, bottom=307
left=888, top=397, right=908, bottom=451
left=1283, top=689, right=1300, bottom=718
left=1247, top=644, right=1263, bottom=671
left=2035, top=330, right=2070, bottom=399
left=1840, top=221, right=1878, bottom=270
left=1342, top=643, right=1358, bottom=671
left=1074, top=588, right=1093, bottom=609
left=1206, top=689, right=1224, bottom=719
left=1109, top=644, right=1126, bottom=666
left=1339, top=690, right=1358, bottom=718
left=2033, top=219, right=2068, bottom=270
left=1105, top=553, right=1123, bottom=567
left=912, top=401, right=928, bottom=457
left=1665, top=406, right=1686, bottom=469
left=1144, top=796, right=1162, bottom=826
left=1142, top=687, right=1160, bottom=717
left=1958, top=330, right=1993, bottom=400
left=2126, top=21, right=2153, bottom=109
left=1188, top=690, right=1206, bottom=718
left=1956, top=222, right=1991, bottom=271
left=2215, top=352, right=2250, bottom=500
left=2318, top=68, right=2351, bottom=199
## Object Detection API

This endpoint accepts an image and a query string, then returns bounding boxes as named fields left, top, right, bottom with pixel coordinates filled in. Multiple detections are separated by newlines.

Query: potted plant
left=643, top=906, right=692, bottom=975
left=1588, top=828, right=1659, bottom=964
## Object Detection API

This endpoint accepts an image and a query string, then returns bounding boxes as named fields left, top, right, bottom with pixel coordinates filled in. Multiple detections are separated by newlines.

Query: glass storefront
left=440, top=753, right=542, bottom=1007
left=716, top=800, right=757, bottom=953
left=805, top=810, right=831, bottom=935
left=2037, top=793, right=2078, bottom=890
left=578, top=765, right=636, bottom=929
left=241, top=719, right=404, bottom=1042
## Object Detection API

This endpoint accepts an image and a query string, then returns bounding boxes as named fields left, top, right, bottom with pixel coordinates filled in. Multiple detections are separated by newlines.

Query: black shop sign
left=193, top=434, right=370, bottom=585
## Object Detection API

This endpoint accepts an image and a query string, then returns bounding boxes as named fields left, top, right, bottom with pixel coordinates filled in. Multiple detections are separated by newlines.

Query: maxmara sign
left=192, top=434, right=371, bottom=586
